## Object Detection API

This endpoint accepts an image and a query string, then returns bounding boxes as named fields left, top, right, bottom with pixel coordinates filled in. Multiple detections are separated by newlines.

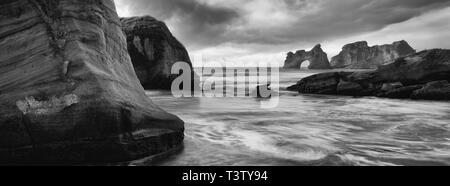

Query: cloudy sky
left=114, top=0, right=450, bottom=66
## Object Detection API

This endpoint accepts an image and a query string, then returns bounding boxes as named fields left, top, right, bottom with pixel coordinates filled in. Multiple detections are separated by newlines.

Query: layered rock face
left=331, top=40, right=416, bottom=69
left=288, top=49, right=450, bottom=100
left=284, top=44, right=331, bottom=69
left=0, top=0, right=184, bottom=164
left=121, top=16, right=195, bottom=90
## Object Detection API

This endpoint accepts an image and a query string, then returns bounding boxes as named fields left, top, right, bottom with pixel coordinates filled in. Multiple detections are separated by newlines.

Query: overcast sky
left=114, top=0, right=450, bottom=66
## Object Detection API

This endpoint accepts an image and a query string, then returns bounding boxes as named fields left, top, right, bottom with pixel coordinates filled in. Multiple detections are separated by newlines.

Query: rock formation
left=0, top=0, right=184, bottom=164
left=288, top=49, right=450, bottom=100
left=411, top=81, right=450, bottom=100
left=330, top=40, right=416, bottom=69
left=283, top=44, right=331, bottom=69
left=121, top=16, right=196, bottom=90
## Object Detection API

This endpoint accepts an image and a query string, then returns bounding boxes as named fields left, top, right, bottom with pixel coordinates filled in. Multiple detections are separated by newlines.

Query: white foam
left=337, top=154, right=399, bottom=166
left=232, top=130, right=332, bottom=161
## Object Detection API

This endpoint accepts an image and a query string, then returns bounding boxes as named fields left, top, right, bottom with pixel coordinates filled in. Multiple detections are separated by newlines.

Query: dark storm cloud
left=120, top=0, right=238, bottom=23
left=116, top=0, right=450, bottom=50
left=116, top=0, right=239, bottom=49
left=225, top=0, right=450, bottom=46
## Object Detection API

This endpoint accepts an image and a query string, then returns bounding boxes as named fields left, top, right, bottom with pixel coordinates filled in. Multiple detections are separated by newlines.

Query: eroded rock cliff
left=330, top=40, right=416, bottom=69
left=121, top=16, right=195, bottom=90
left=283, top=44, right=331, bottom=69
left=288, top=49, right=450, bottom=100
left=0, top=0, right=184, bottom=164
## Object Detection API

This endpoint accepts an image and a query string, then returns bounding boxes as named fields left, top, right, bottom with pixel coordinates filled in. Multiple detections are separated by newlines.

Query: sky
left=114, top=0, right=450, bottom=67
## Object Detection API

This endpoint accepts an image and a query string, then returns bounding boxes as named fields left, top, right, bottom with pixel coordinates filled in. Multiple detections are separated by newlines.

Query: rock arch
left=300, top=60, right=311, bottom=69
left=283, top=44, right=331, bottom=69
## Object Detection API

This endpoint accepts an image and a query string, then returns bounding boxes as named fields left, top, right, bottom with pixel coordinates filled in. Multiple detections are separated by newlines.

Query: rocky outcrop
left=331, top=40, right=416, bottom=69
left=121, top=16, right=196, bottom=90
left=411, top=81, right=450, bottom=100
left=336, top=80, right=364, bottom=96
left=382, top=85, right=423, bottom=99
left=255, top=84, right=273, bottom=98
left=288, top=49, right=450, bottom=100
left=283, top=44, right=331, bottom=69
left=287, top=72, right=350, bottom=94
left=0, top=0, right=184, bottom=164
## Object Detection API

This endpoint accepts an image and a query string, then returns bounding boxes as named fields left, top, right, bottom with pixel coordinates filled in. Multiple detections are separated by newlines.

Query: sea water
left=135, top=69, right=450, bottom=166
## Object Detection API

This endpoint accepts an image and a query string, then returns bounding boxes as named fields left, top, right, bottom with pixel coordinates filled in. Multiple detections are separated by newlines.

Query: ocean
left=132, top=69, right=450, bottom=166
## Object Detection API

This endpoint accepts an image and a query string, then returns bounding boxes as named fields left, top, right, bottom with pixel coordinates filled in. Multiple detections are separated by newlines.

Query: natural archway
left=283, top=44, right=332, bottom=69
left=300, top=60, right=311, bottom=70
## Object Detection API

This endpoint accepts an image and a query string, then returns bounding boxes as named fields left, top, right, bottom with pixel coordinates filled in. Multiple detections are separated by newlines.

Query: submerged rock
left=0, top=0, right=184, bottom=164
left=121, top=16, right=196, bottom=90
left=375, top=50, right=450, bottom=84
left=254, top=84, right=274, bottom=98
left=288, top=49, right=450, bottom=101
left=331, top=40, right=416, bottom=69
left=284, top=44, right=331, bottom=69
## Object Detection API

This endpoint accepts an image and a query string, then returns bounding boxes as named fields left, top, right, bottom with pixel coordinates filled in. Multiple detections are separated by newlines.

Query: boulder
left=411, top=81, right=450, bottom=100
left=255, top=84, right=272, bottom=98
left=0, top=0, right=184, bottom=164
left=283, top=44, right=332, bottom=69
left=331, top=40, right=416, bottom=69
left=375, top=50, right=450, bottom=84
left=121, top=16, right=196, bottom=90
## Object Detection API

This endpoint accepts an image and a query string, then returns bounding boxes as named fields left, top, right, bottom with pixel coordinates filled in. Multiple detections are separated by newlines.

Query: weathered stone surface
left=375, top=50, right=450, bottom=84
left=284, top=44, right=331, bottom=69
left=290, top=72, right=352, bottom=94
left=0, top=0, right=184, bottom=164
left=381, top=85, right=423, bottom=99
left=381, top=82, right=404, bottom=92
left=121, top=16, right=196, bottom=90
left=331, top=40, right=416, bottom=69
left=337, top=80, right=364, bottom=96
left=411, top=81, right=450, bottom=100
left=288, top=49, right=450, bottom=101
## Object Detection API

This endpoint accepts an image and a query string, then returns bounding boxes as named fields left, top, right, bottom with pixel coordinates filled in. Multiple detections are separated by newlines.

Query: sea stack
left=288, top=49, right=450, bottom=100
left=330, top=40, right=416, bottom=69
left=283, top=44, right=332, bottom=70
left=121, top=16, right=196, bottom=90
left=0, top=0, right=184, bottom=164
